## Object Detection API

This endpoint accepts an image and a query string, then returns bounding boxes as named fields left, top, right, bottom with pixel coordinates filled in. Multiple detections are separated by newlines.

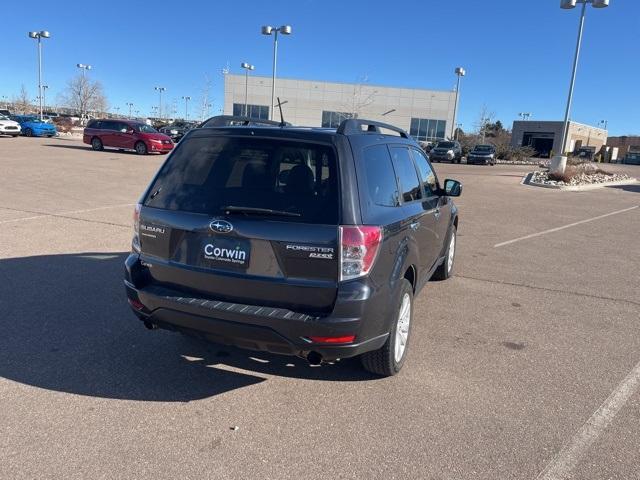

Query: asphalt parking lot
left=1, top=136, right=639, bottom=480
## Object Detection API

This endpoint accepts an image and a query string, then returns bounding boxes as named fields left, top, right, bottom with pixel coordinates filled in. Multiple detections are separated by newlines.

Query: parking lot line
left=494, top=205, right=639, bottom=248
left=536, top=359, right=640, bottom=480
left=0, top=203, right=135, bottom=225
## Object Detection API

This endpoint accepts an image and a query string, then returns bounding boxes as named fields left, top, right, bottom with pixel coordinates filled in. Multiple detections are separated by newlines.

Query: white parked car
left=0, top=114, right=21, bottom=137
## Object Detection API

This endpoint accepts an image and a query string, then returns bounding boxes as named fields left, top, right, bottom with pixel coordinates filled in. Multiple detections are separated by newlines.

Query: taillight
left=339, top=225, right=383, bottom=282
left=307, top=335, right=356, bottom=344
left=132, top=203, right=141, bottom=252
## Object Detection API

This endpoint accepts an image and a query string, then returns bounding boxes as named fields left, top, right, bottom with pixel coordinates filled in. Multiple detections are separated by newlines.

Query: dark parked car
left=158, top=121, right=196, bottom=142
left=467, top=144, right=497, bottom=165
left=623, top=152, right=640, bottom=165
left=429, top=141, right=463, bottom=163
left=125, top=117, right=461, bottom=376
left=83, top=119, right=174, bottom=155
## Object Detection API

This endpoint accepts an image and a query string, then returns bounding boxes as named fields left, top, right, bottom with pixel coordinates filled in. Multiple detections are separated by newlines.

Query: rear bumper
left=124, top=254, right=390, bottom=360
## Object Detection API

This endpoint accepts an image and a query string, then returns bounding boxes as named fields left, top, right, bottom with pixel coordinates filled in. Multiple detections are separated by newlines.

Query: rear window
left=437, top=142, right=455, bottom=149
left=144, top=136, right=339, bottom=224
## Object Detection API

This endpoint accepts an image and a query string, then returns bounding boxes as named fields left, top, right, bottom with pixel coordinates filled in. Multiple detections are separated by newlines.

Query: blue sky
left=1, top=0, right=638, bottom=135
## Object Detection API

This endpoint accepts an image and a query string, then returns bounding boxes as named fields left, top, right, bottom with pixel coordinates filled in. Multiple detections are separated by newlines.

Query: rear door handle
left=410, top=221, right=420, bottom=231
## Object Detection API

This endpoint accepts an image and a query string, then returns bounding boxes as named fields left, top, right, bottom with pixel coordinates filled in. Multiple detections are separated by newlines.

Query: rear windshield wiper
left=221, top=205, right=301, bottom=217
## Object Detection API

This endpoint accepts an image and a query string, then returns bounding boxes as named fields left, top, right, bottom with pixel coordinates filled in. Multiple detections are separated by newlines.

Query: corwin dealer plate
left=202, top=237, right=251, bottom=270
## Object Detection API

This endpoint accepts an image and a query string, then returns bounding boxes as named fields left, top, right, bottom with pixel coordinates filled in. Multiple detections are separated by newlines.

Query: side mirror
left=443, top=179, right=462, bottom=197
left=127, top=129, right=134, bottom=134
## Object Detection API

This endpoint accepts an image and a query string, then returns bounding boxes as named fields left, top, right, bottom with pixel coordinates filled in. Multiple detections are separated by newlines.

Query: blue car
left=11, top=115, right=57, bottom=137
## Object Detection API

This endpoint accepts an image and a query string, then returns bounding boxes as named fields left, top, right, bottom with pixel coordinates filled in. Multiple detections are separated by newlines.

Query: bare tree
left=475, top=105, right=496, bottom=143
left=340, top=76, right=378, bottom=119
left=60, top=74, right=107, bottom=122
left=12, top=85, right=33, bottom=114
left=198, top=73, right=212, bottom=121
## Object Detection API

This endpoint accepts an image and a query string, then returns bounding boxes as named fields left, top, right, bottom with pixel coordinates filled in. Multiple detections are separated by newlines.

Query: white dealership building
left=223, top=74, right=457, bottom=142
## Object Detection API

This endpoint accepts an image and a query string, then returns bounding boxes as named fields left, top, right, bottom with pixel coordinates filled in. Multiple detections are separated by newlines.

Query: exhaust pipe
left=306, top=351, right=323, bottom=366
left=143, top=321, right=158, bottom=330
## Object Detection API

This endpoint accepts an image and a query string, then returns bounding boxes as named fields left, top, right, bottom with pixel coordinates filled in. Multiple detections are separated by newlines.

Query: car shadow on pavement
left=606, top=183, right=640, bottom=193
left=43, top=144, right=138, bottom=155
left=0, top=252, right=375, bottom=402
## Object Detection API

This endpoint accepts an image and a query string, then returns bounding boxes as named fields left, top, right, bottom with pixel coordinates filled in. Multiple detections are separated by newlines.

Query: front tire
left=361, top=279, right=413, bottom=376
left=91, top=137, right=103, bottom=151
left=433, top=225, right=456, bottom=281
left=135, top=141, right=148, bottom=155
left=24, top=128, right=33, bottom=137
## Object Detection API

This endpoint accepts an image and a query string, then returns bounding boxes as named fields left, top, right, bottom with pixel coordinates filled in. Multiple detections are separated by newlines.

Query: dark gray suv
left=430, top=141, right=463, bottom=163
left=124, top=117, right=461, bottom=376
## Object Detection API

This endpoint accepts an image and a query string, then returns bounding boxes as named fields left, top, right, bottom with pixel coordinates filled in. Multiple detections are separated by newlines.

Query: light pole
left=451, top=66, right=465, bottom=139
left=181, top=96, right=191, bottom=120
left=42, top=85, right=49, bottom=113
left=261, top=25, right=292, bottom=120
left=76, top=63, right=92, bottom=78
left=240, top=62, right=255, bottom=116
left=552, top=0, right=610, bottom=174
left=126, top=102, right=134, bottom=118
left=1, top=95, right=7, bottom=109
left=28, top=30, right=51, bottom=121
left=154, top=86, right=166, bottom=120
left=599, top=119, right=608, bottom=130
left=113, top=106, right=120, bottom=117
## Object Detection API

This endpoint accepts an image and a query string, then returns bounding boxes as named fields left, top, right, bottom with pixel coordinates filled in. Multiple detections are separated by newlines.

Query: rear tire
left=135, top=141, right=148, bottom=155
left=433, top=225, right=456, bottom=281
left=91, top=137, right=103, bottom=151
left=361, top=279, right=413, bottom=377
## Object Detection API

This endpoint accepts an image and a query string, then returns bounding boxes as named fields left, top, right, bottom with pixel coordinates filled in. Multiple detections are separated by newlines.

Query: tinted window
left=144, top=136, right=338, bottom=224
left=391, top=147, right=422, bottom=203
left=437, top=142, right=455, bottom=149
left=362, top=145, right=398, bottom=207
left=411, top=148, right=438, bottom=194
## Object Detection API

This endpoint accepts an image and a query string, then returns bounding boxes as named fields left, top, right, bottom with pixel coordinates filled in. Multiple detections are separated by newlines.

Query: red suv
left=83, top=119, right=174, bottom=155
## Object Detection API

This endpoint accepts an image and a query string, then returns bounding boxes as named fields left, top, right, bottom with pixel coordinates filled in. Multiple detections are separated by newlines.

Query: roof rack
left=336, top=118, right=409, bottom=138
left=198, top=115, right=290, bottom=128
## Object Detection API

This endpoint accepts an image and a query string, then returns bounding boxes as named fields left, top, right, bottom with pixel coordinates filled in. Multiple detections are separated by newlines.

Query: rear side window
left=411, top=148, right=438, bottom=194
left=362, top=145, right=398, bottom=207
left=390, top=147, right=422, bottom=203
left=144, top=136, right=339, bottom=224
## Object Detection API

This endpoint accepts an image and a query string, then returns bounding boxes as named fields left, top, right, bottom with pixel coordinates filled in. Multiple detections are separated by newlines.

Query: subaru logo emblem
left=209, top=220, right=233, bottom=233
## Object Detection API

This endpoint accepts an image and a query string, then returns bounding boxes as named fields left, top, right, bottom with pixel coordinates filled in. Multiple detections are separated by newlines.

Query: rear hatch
left=137, top=131, right=341, bottom=314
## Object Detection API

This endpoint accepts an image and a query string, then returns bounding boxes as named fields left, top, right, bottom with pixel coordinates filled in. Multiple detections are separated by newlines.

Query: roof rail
left=198, top=115, right=290, bottom=128
left=336, top=118, right=409, bottom=138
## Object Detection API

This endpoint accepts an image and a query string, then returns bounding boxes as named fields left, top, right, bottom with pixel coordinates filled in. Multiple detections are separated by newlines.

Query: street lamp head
left=455, top=67, right=466, bottom=76
left=592, top=0, right=609, bottom=8
left=40, top=31, right=50, bottom=38
left=28, top=31, right=38, bottom=38
left=261, top=25, right=273, bottom=35
left=561, top=0, right=577, bottom=9
left=280, top=25, right=292, bottom=35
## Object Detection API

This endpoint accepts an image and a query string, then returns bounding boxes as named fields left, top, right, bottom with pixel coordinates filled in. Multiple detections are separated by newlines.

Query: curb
left=522, top=173, right=638, bottom=191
